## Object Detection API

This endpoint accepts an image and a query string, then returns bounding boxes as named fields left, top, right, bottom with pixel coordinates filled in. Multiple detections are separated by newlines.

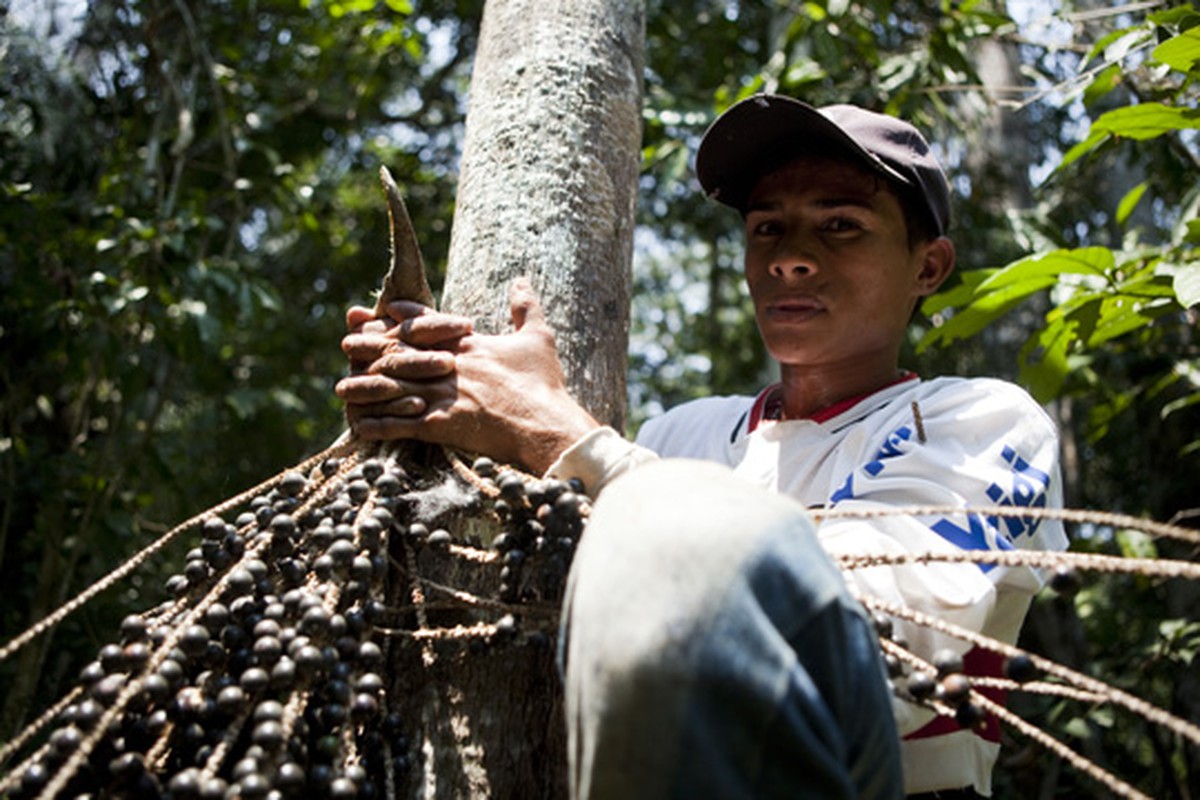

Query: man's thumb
left=509, top=276, right=547, bottom=331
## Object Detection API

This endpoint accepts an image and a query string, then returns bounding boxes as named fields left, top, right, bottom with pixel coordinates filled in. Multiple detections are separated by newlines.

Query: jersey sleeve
left=544, top=427, right=660, bottom=497
left=815, top=380, right=1067, bottom=734
left=543, top=396, right=751, bottom=496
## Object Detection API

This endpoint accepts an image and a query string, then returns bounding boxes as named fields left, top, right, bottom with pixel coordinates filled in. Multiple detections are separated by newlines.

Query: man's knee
left=563, top=458, right=846, bottom=678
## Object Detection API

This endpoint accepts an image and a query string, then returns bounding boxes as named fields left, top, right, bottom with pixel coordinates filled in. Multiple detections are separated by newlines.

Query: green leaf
left=784, top=59, right=827, bottom=86
left=1086, top=27, right=1138, bottom=65
left=1148, top=6, right=1200, bottom=26
left=1160, top=619, right=1200, bottom=663
left=1173, top=262, right=1200, bottom=307
left=1162, top=390, right=1200, bottom=420
left=1082, top=64, right=1123, bottom=107
left=921, top=268, right=998, bottom=316
left=1088, top=706, right=1115, bottom=729
left=1059, top=128, right=1110, bottom=169
left=1115, top=259, right=1180, bottom=299
left=1092, top=102, right=1200, bottom=141
left=251, top=283, right=283, bottom=313
left=1019, top=315, right=1076, bottom=401
left=1062, top=296, right=1102, bottom=347
left=1186, top=220, right=1200, bottom=245
left=1116, top=182, right=1149, bottom=225
left=1064, top=717, right=1092, bottom=740
left=978, top=247, right=1114, bottom=292
left=1153, top=26, right=1200, bottom=73
left=918, top=281, right=1048, bottom=351
left=1116, top=528, right=1157, bottom=560
left=1087, top=389, right=1134, bottom=443
left=1060, top=104, right=1200, bottom=169
left=800, top=2, right=827, bottom=22
left=1086, top=297, right=1157, bottom=347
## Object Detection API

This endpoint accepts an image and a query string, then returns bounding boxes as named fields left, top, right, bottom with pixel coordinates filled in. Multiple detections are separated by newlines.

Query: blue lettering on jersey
left=930, top=514, right=1014, bottom=573
left=983, top=446, right=1050, bottom=541
left=830, top=429, right=912, bottom=503
left=828, top=425, right=913, bottom=505
left=864, top=426, right=912, bottom=476
left=830, top=474, right=855, bottom=504
left=826, top=431, right=1051, bottom=573
left=929, top=444, right=1051, bottom=572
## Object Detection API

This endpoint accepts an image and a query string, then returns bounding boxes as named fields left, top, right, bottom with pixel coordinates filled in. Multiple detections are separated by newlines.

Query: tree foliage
left=919, top=4, right=1200, bottom=473
left=0, top=0, right=482, bottom=734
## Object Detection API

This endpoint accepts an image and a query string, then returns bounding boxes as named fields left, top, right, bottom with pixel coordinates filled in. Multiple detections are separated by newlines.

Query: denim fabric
left=560, top=459, right=902, bottom=800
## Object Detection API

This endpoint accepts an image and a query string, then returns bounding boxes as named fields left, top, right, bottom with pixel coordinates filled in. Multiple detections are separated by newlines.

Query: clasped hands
left=336, top=277, right=600, bottom=475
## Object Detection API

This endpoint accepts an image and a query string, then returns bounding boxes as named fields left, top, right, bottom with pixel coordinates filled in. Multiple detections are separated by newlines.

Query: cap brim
left=696, top=95, right=908, bottom=212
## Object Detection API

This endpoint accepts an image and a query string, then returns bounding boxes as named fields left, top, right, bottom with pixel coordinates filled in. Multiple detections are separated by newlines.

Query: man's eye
left=823, top=217, right=860, bottom=233
left=751, top=220, right=783, bottom=236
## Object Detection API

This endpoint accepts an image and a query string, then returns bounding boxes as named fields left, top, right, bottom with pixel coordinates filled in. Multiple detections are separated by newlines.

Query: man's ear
left=914, top=237, right=956, bottom=297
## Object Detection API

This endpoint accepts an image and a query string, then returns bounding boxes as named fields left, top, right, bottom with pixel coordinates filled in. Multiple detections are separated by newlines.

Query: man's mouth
left=765, top=297, right=826, bottom=320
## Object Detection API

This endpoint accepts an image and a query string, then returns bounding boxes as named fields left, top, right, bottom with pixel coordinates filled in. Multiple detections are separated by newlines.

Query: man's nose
left=769, top=233, right=818, bottom=278
left=770, top=259, right=816, bottom=278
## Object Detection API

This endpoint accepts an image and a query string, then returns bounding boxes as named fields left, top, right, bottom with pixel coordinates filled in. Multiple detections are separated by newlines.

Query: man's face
left=742, top=156, right=949, bottom=372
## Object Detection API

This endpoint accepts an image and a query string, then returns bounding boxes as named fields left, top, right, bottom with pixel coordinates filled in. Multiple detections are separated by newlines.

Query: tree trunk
left=964, top=37, right=1034, bottom=214
left=440, top=0, right=644, bottom=431
left=394, top=2, right=644, bottom=797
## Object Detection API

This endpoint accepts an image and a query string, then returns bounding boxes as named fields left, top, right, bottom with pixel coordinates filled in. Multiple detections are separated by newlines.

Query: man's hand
left=336, top=277, right=600, bottom=474
left=339, top=299, right=473, bottom=417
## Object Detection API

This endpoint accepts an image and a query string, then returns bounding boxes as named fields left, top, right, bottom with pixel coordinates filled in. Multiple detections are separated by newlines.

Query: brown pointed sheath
left=375, top=165, right=436, bottom=314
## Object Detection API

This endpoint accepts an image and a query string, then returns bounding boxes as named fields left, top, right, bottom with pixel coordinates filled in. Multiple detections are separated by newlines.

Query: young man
left=337, top=94, right=1067, bottom=798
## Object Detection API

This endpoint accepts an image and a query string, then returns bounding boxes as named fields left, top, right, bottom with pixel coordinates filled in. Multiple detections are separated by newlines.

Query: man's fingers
left=374, top=395, right=428, bottom=416
left=342, top=332, right=392, bottom=362
left=341, top=332, right=457, bottom=371
left=337, top=370, right=454, bottom=405
left=369, top=350, right=455, bottom=379
left=346, top=305, right=376, bottom=331
left=398, top=314, right=474, bottom=347
left=346, top=306, right=398, bottom=335
left=335, top=374, right=405, bottom=403
left=383, top=301, right=474, bottom=346
left=509, top=276, right=547, bottom=331
left=348, top=413, right=428, bottom=441
left=383, top=300, right=436, bottom=322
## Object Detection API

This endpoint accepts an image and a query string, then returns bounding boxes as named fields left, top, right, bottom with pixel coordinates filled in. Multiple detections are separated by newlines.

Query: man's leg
left=561, top=459, right=901, bottom=800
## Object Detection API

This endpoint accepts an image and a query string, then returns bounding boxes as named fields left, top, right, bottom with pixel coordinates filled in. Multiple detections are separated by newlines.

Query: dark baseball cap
left=695, top=94, right=951, bottom=236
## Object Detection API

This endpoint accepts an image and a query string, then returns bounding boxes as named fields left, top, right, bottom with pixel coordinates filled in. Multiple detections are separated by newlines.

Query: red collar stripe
left=746, top=373, right=918, bottom=434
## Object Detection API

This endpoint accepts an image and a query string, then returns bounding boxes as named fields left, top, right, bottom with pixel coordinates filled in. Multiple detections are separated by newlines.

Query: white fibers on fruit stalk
left=403, top=472, right=478, bottom=521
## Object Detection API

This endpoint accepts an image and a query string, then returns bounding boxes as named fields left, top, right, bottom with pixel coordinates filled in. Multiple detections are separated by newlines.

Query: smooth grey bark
left=440, top=0, right=644, bottom=431
left=393, top=2, right=644, bottom=797
left=963, top=37, right=1034, bottom=213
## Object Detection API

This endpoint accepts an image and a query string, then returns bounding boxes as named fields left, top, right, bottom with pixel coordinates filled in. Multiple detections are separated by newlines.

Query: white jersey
left=548, top=375, right=1067, bottom=796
